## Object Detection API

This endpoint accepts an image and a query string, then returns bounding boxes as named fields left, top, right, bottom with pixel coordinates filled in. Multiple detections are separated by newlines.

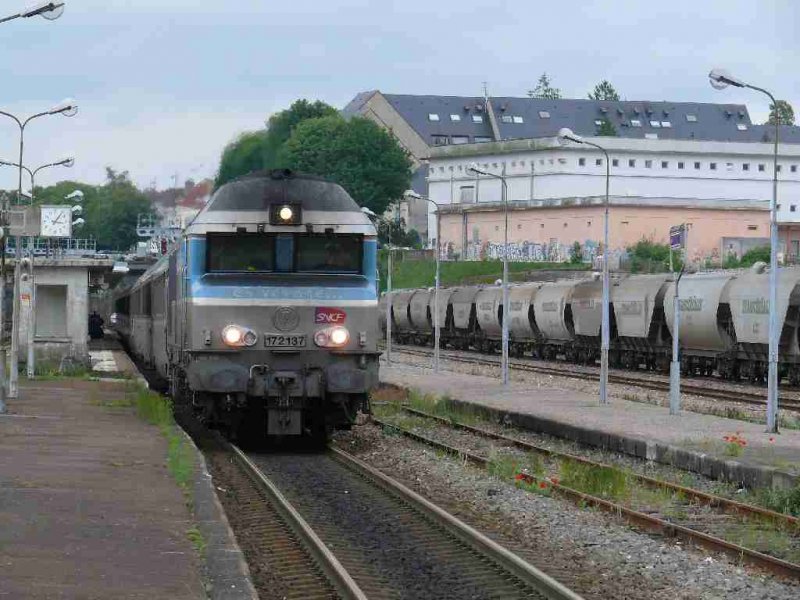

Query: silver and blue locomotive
left=114, top=170, right=380, bottom=441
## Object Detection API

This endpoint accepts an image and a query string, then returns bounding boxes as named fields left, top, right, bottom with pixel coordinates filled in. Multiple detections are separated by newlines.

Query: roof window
left=686, top=114, right=698, bottom=122
left=630, top=119, right=642, bottom=127
left=431, top=135, right=448, bottom=146
left=449, top=114, right=461, bottom=122
left=661, top=121, right=672, bottom=128
left=428, top=113, right=440, bottom=121
left=737, top=123, right=748, bottom=131
left=501, top=115, right=513, bottom=123
left=512, top=116, right=524, bottom=124
left=538, top=111, right=550, bottom=119
left=474, top=136, right=492, bottom=143
left=594, top=119, right=603, bottom=126
left=472, top=114, right=484, bottom=123
left=451, top=136, right=469, bottom=145
left=649, top=120, right=661, bottom=128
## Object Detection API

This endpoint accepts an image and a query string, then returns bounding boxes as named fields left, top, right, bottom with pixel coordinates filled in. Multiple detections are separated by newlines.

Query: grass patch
left=755, top=485, right=800, bottom=517
left=487, top=450, right=544, bottom=481
left=186, top=526, right=207, bottom=558
left=406, top=390, right=486, bottom=426
left=559, top=459, right=629, bottom=501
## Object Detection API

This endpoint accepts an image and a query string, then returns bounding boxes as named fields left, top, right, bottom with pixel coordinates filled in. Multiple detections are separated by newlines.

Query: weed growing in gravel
left=186, top=526, right=207, bottom=558
left=756, top=484, right=800, bottom=517
left=406, top=390, right=486, bottom=426
left=722, top=433, right=747, bottom=457
left=559, top=460, right=629, bottom=501
left=487, top=451, right=544, bottom=482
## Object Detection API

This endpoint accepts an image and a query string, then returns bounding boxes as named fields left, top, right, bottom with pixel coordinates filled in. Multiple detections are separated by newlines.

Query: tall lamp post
left=557, top=128, right=612, bottom=404
left=709, top=68, right=780, bottom=433
left=0, top=98, right=79, bottom=399
left=405, top=190, right=441, bottom=372
left=466, top=163, right=510, bottom=386
left=0, top=158, right=76, bottom=379
left=0, top=2, right=65, bottom=24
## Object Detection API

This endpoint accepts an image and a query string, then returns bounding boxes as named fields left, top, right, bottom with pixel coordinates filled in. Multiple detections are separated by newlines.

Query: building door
left=36, top=285, right=68, bottom=337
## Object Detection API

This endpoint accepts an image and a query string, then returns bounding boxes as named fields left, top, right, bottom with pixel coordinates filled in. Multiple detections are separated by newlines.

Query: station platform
left=380, top=362, right=800, bottom=490
left=0, top=377, right=254, bottom=598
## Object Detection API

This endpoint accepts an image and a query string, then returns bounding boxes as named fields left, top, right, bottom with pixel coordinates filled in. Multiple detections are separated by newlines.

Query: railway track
left=372, top=409, right=800, bottom=581
left=387, top=344, right=800, bottom=413
left=233, top=444, right=583, bottom=600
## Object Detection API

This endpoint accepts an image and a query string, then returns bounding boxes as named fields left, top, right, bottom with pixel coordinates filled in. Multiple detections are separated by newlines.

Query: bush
left=626, top=239, right=682, bottom=273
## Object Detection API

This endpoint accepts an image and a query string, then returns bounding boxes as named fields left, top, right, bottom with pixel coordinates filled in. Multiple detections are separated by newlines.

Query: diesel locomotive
left=114, top=170, right=380, bottom=441
left=382, top=263, right=800, bottom=385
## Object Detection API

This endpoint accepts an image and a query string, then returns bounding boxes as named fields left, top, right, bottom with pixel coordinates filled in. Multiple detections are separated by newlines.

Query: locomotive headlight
left=329, top=326, right=349, bottom=346
left=222, top=325, right=245, bottom=346
left=313, top=326, right=350, bottom=348
left=279, top=206, right=293, bottom=221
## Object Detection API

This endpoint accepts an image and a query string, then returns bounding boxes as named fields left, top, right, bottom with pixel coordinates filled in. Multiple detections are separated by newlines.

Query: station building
left=343, top=91, right=800, bottom=264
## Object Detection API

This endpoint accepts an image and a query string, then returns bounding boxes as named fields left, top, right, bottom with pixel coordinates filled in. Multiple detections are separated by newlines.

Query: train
left=381, top=264, right=800, bottom=385
left=113, top=169, right=380, bottom=442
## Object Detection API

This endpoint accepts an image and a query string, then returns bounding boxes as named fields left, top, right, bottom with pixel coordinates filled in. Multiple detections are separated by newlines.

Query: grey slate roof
left=345, top=91, right=800, bottom=146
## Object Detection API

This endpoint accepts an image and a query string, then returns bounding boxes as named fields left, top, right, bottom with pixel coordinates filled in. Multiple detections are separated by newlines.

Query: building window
left=628, top=159, right=636, bottom=167
left=587, top=221, right=592, bottom=226
left=428, top=113, right=440, bottom=121
left=686, top=114, right=697, bottom=122
left=678, top=162, right=685, bottom=169
left=777, top=165, right=782, bottom=172
left=474, top=136, right=492, bottom=143
left=501, top=115, right=513, bottom=123
left=661, top=121, right=672, bottom=128
left=459, top=186, right=475, bottom=204
left=630, top=119, right=642, bottom=127
left=645, top=133, right=658, bottom=139
left=451, top=136, right=469, bottom=145
left=612, top=158, right=619, bottom=167
left=519, top=160, right=526, bottom=166
left=432, top=135, right=449, bottom=146
left=726, top=162, right=734, bottom=170
left=449, top=114, right=461, bottom=122
left=792, top=205, right=797, bottom=213
left=512, top=116, right=524, bottom=124
left=759, top=164, right=766, bottom=172
left=694, top=162, right=701, bottom=170
left=578, top=158, right=586, bottom=166
left=737, top=123, right=748, bottom=131
left=743, top=163, right=750, bottom=171
left=748, top=225, right=758, bottom=230
left=595, top=158, right=603, bottom=166
left=538, top=111, right=550, bottom=119
left=661, top=161, right=669, bottom=168
left=710, top=162, right=717, bottom=170
left=792, top=165, right=798, bottom=173
left=645, top=160, right=652, bottom=168
left=471, top=114, right=484, bottom=123
left=649, top=120, right=661, bottom=128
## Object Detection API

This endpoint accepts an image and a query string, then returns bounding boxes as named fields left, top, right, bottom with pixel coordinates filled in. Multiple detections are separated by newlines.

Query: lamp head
left=72, top=217, right=85, bottom=227
left=557, top=127, right=583, bottom=145
left=22, top=2, right=65, bottom=20
left=466, top=162, right=481, bottom=175
left=50, top=98, right=78, bottom=117
left=59, top=157, right=75, bottom=168
left=360, top=206, right=377, bottom=218
left=71, top=205, right=82, bottom=214
left=403, top=189, right=423, bottom=200
left=708, top=68, right=746, bottom=90
left=65, top=189, right=84, bottom=200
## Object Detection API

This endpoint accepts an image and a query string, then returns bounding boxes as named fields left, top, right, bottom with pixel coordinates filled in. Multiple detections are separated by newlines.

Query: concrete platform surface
left=381, top=363, right=800, bottom=489
left=0, top=379, right=207, bottom=599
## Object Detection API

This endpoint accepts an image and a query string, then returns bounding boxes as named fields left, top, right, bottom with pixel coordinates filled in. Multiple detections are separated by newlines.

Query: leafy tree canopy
left=282, top=115, right=412, bottom=215
left=216, top=130, right=267, bottom=189
left=768, top=100, right=795, bottom=126
left=527, top=73, right=561, bottom=99
left=588, top=80, right=620, bottom=101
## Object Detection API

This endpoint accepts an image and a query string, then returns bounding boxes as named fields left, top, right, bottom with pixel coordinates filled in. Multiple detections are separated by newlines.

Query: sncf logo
left=315, top=307, right=347, bottom=324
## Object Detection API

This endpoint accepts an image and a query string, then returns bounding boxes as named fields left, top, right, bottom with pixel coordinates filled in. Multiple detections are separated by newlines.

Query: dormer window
left=472, top=114, right=483, bottom=123
left=428, top=113, right=440, bottom=121
left=450, top=114, right=461, bottom=122
left=686, top=114, right=698, bottom=122
left=538, top=111, right=550, bottom=119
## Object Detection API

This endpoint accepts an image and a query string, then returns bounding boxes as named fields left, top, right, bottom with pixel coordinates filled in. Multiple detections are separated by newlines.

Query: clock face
left=40, top=206, right=72, bottom=238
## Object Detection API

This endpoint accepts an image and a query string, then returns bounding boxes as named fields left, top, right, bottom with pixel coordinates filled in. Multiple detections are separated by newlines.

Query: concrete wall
left=438, top=204, right=770, bottom=265
left=20, top=265, right=90, bottom=366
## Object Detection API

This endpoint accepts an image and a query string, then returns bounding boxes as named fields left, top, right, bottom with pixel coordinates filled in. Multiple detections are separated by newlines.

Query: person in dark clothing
left=88, top=311, right=105, bottom=339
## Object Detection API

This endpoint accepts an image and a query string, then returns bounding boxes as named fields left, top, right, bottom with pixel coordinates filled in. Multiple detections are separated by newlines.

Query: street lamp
left=0, top=99, right=78, bottom=399
left=709, top=68, right=780, bottom=433
left=405, top=189, right=442, bottom=373
left=0, top=157, right=75, bottom=379
left=558, top=127, right=612, bottom=405
left=466, top=162, right=510, bottom=386
left=0, top=2, right=65, bottom=24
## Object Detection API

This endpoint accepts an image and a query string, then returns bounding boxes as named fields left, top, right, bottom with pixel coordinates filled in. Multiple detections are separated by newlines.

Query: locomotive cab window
left=295, top=234, right=362, bottom=273
left=207, top=233, right=275, bottom=272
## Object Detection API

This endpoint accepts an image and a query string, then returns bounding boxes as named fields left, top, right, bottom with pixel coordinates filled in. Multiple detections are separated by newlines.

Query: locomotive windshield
left=207, top=233, right=275, bottom=272
left=295, top=234, right=362, bottom=273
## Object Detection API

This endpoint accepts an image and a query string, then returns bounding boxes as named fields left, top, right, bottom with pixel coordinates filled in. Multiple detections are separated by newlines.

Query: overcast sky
left=0, top=0, right=796, bottom=190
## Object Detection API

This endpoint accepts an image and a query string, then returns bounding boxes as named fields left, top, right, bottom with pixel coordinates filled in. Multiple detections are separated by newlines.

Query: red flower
left=538, top=481, right=548, bottom=489
left=550, top=477, right=560, bottom=486
left=514, top=473, right=526, bottom=481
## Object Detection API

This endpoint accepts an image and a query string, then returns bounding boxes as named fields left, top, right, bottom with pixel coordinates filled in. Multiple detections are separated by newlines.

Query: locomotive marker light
left=709, top=68, right=780, bottom=433
left=557, top=128, right=612, bottom=405
left=466, top=163, right=510, bottom=386
left=404, top=189, right=441, bottom=373
left=221, top=324, right=257, bottom=347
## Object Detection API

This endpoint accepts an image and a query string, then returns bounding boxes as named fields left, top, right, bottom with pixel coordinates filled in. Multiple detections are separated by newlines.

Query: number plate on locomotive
left=264, top=334, right=306, bottom=348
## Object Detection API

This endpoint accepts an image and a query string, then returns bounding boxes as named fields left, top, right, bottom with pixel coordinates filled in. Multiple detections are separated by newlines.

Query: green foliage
left=626, top=239, right=681, bottom=273
left=722, top=246, right=770, bottom=269
left=570, top=241, right=583, bottom=264
left=216, top=130, right=267, bottom=188
left=588, top=80, right=620, bottom=101
left=283, top=115, right=412, bottom=215
left=559, top=460, right=628, bottom=500
left=756, top=484, right=800, bottom=517
left=596, top=118, right=617, bottom=137
left=768, top=100, right=795, bottom=126
left=378, top=215, right=421, bottom=249
left=527, top=73, right=561, bottom=99
left=32, top=168, right=151, bottom=251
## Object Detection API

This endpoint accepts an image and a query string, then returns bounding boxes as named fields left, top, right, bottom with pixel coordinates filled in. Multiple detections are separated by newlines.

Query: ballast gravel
left=335, top=423, right=800, bottom=600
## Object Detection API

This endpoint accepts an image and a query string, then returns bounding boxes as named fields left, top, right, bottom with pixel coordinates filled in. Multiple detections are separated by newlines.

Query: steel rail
left=400, top=405, right=800, bottom=531
left=330, top=446, right=585, bottom=600
left=229, top=445, right=368, bottom=600
left=389, top=345, right=800, bottom=413
left=373, top=418, right=800, bottom=581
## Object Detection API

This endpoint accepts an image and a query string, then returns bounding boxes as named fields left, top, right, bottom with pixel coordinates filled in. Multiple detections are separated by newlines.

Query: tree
left=596, top=118, right=617, bottom=136
left=588, top=80, right=620, bottom=101
left=282, top=115, right=412, bottom=215
left=527, top=73, right=561, bottom=99
left=768, top=100, right=795, bottom=126
left=216, top=131, right=268, bottom=188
